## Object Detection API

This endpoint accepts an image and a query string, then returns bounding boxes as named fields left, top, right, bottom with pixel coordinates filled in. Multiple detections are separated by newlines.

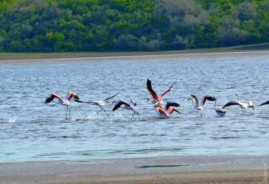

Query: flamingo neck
left=189, top=98, right=195, bottom=107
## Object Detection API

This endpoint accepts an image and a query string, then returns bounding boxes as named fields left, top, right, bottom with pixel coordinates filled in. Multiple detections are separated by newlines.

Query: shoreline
left=0, top=155, right=268, bottom=184
left=0, top=50, right=269, bottom=65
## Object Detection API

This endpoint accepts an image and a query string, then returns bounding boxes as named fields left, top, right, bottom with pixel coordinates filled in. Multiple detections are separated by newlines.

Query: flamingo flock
left=1, top=79, right=267, bottom=120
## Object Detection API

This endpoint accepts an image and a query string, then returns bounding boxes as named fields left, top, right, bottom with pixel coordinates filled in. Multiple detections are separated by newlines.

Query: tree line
left=0, top=0, right=268, bottom=52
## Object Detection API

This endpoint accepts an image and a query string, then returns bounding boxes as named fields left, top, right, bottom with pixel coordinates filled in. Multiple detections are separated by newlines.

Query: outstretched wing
left=147, top=79, right=158, bottom=100
left=222, top=100, right=241, bottom=109
left=74, top=99, right=96, bottom=104
left=103, top=93, right=119, bottom=101
left=200, top=95, right=216, bottom=106
left=160, top=82, right=175, bottom=98
left=259, top=100, right=269, bottom=106
left=112, top=100, right=129, bottom=111
left=45, top=93, right=63, bottom=103
left=165, top=102, right=180, bottom=110
left=172, top=108, right=181, bottom=114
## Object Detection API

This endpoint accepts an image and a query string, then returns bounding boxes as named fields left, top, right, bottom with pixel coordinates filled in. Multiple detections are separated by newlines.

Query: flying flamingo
left=154, top=101, right=181, bottom=119
left=74, top=93, right=119, bottom=117
left=188, top=94, right=216, bottom=117
left=259, top=100, right=269, bottom=106
left=45, top=91, right=79, bottom=119
left=112, top=99, right=140, bottom=120
left=222, top=94, right=254, bottom=114
left=146, top=79, right=175, bottom=104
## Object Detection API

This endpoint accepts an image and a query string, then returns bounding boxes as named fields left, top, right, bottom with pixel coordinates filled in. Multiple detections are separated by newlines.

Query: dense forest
left=0, top=0, right=268, bottom=52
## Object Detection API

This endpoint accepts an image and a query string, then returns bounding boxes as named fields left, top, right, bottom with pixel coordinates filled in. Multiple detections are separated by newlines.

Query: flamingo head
left=190, top=94, right=196, bottom=98
left=248, top=101, right=254, bottom=109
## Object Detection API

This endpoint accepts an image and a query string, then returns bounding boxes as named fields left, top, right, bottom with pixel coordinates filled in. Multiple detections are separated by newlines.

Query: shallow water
left=0, top=55, right=269, bottom=162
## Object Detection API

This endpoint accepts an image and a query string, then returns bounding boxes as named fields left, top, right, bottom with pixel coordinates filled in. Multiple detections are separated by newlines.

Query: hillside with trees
left=0, top=0, right=268, bottom=52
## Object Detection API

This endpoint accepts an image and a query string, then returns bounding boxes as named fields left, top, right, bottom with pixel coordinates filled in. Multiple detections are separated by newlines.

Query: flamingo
left=259, top=100, right=269, bottom=106
left=222, top=94, right=254, bottom=114
left=154, top=101, right=181, bottom=119
left=146, top=79, right=175, bottom=104
left=205, top=96, right=227, bottom=117
left=112, top=99, right=140, bottom=120
left=188, top=94, right=216, bottom=117
left=213, top=99, right=227, bottom=117
left=74, top=93, right=118, bottom=117
left=45, top=91, right=79, bottom=119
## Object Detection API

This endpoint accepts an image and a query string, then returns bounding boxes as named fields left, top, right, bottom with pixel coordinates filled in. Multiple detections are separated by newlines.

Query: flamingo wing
left=74, top=99, right=96, bottom=104
left=112, top=100, right=129, bottom=111
left=147, top=79, right=158, bottom=100
left=66, top=91, right=79, bottom=100
left=160, top=82, right=175, bottom=98
left=103, top=93, right=119, bottom=101
left=200, top=95, right=216, bottom=106
left=222, top=100, right=241, bottom=109
left=172, top=108, right=181, bottom=114
left=259, top=100, right=269, bottom=106
left=165, top=102, right=180, bottom=110
left=45, top=93, right=63, bottom=103
left=216, top=108, right=227, bottom=113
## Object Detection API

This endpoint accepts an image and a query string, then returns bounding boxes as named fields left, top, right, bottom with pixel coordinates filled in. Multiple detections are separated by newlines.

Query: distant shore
left=0, top=155, right=268, bottom=184
left=0, top=50, right=269, bottom=65
left=0, top=43, right=269, bottom=62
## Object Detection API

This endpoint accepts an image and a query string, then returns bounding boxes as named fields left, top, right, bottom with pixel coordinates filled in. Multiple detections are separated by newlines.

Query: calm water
left=0, top=54, right=268, bottom=162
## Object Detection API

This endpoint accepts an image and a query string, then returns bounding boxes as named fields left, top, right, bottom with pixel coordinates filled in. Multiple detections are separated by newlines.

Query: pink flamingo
left=222, top=94, right=254, bottom=114
left=154, top=102, right=181, bottom=119
left=45, top=91, right=79, bottom=119
left=146, top=79, right=175, bottom=104
left=112, top=99, right=140, bottom=120
left=75, top=93, right=118, bottom=117
left=188, top=94, right=216, bottom=117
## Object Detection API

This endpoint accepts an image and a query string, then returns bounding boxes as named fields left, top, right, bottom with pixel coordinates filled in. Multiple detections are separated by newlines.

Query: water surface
left=0, top=54, right=268, bottom=162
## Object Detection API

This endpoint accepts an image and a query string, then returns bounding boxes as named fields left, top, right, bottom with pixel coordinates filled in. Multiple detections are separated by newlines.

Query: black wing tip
left=206, top=95, right=216, bottom=101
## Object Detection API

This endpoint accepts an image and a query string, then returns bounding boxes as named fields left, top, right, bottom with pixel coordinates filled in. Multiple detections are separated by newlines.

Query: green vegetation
left=0, top=0, right=269, bottom=52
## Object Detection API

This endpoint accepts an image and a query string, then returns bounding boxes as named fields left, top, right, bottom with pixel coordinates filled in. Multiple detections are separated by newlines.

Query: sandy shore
left=1, top=50, right=269, bottom=65
left=0, top=155, right=268, bottom=184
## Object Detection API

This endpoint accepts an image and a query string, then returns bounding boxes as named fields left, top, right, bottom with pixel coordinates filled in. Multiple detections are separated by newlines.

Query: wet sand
left=1, top=50, right=269, bottom=65
left=0, top=155, right=268, bottom=184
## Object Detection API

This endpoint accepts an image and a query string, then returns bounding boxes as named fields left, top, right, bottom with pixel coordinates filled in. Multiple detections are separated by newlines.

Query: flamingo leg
left=103, top=109, right=110, bottom=117
left=65, top=106, right=69, bottom=120
left=136, top=112, right=140, bottom=120
left=69, top=108, right=71, bottom=119
left=98, top=107, right=109, bottom=117
left=130, top=111, right=136, bottom=121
